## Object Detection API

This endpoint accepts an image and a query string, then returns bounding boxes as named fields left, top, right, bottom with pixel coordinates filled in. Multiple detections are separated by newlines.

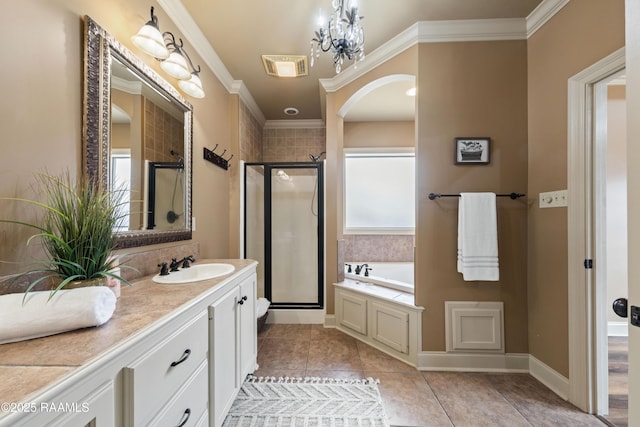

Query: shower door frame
left=147, top=161, right=184, bottom=230
left=244, top=162, right=325, bottom=310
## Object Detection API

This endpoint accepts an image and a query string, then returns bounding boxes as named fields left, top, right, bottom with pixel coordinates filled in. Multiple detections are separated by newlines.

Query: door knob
left=613, top=298, right=628, bottom=318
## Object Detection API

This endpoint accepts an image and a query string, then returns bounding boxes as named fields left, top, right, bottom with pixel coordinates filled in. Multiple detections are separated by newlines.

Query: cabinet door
left=209, top=288, right=239, bottom=427
left=336, top=290, right=367, bottom=335
left=369, top=301, right=409, bottom=354
left=238, top=274, right=257, bottom=379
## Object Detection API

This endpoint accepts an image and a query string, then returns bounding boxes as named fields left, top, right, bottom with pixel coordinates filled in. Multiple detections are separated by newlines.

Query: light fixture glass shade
left=131, top=24, right=169, bottom=59
left=160, top=51, right=191, bottom=80
left=178, top=73, right=205, bottom=98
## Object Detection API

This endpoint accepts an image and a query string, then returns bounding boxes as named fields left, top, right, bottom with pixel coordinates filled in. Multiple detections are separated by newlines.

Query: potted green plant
left=2, top=171, right=132, bottom=300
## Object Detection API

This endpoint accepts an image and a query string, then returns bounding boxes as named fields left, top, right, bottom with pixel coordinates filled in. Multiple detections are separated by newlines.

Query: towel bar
left=428, top=192, right=525, bottom=200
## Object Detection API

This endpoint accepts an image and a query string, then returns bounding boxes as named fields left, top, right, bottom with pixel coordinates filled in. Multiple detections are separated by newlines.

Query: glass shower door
left=245, top=162, right=324, bottom=309
left=268, top=166, right=322, bottom=306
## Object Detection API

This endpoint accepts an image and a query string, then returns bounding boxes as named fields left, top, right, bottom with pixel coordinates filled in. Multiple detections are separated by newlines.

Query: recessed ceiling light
left=284, top=107, right=299, bottom=116
left=406, top=87, right=417, bottom=97
left=262, top=55, right=308, bottom=78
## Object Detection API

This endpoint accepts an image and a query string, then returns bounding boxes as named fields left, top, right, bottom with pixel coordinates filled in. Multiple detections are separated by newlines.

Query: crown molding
left=264, top=119, right=325, bottom=129
left=321, top=17, right=527, bottom=93
left=417, top=18, right=526, bottom=42
left=160, top=0, right=568, bottom=119
left=158, top=0, right=234, bottom=90
left=158, top=0, right=265, bottom=123
left=526, top=0, right=570, bottom=37
left=111, top=76, right=143, bottom=95
left=230, top=81, right=266, bottom=127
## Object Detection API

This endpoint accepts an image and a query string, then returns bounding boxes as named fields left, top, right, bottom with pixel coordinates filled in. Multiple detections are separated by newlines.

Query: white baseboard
left=324, top=314, right=336, bottom=328
left=417, top=351, right=529, bottom=372
left=608, top=321, right=628, bottom=337
left=529, top=354, right=569, bottom=400
left=266, top=309, right=325, bottom=324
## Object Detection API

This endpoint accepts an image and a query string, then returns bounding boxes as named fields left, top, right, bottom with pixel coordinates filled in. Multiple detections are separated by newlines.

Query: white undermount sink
left=152, top=263, right=235, bottom=284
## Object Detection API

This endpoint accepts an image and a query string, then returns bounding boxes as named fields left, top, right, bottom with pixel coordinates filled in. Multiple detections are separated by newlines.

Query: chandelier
left=310, top=0, right=365, bottom=74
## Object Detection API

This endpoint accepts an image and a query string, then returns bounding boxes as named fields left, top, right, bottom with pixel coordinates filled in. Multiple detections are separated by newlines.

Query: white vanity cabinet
left=0, top=260, right=258, bottom=427
left=123, top=312, right=209, bottom=426
left=209, top=273, right=257, bottom=427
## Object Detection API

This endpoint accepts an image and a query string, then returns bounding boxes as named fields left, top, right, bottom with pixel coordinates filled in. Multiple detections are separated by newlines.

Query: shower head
left=309, top=152, right=326, bottom=162
left=170, top=150, right=184, bottom=167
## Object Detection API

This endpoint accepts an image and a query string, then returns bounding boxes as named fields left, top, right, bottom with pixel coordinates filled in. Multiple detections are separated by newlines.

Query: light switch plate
left=539, top=190, right=568, bottom=208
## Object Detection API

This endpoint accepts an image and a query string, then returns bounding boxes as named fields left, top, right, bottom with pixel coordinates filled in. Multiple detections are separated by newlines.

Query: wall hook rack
left=203, top=146, right=230, bottom=170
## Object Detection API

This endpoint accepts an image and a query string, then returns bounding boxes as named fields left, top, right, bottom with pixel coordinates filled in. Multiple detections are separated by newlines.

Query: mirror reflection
left=110, top=57, right=187, bottom=232
left=83, top=16, right=193, bottom=248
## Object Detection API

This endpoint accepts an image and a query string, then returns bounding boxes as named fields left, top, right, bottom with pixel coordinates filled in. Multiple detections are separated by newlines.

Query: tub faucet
left=345, top=264, right=352, bottom=273
left=364, top=267, right=372, bottom=277
left=354, top=263, right=368, bottom=275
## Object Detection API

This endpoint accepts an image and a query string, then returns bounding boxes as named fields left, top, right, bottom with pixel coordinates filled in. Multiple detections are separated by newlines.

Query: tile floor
left=256, top=324, right=606, bottom=427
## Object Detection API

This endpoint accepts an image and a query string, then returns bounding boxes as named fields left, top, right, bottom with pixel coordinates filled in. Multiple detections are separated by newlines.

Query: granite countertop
left=0, top=258, right=256, bottom=409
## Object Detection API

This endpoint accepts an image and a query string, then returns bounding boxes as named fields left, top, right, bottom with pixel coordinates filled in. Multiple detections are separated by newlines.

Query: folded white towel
left=0, top=286, right=117, bottom=344
left=457, top=193, right=499, bottom=281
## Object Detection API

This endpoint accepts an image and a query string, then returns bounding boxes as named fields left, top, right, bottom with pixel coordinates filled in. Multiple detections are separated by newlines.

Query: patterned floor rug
left=222, top=375, right=390, bottom=427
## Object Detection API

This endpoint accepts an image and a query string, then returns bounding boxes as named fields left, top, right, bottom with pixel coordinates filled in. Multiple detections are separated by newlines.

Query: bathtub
left=344, top=262, right=414, bottom=293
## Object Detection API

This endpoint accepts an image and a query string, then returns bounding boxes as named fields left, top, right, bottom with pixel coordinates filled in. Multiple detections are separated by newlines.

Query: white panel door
left=209, top=289, right=239, bottom=427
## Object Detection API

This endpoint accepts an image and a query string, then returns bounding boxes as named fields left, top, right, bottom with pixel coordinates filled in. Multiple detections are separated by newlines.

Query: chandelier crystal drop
left=310, top=0, right=365, bottom=74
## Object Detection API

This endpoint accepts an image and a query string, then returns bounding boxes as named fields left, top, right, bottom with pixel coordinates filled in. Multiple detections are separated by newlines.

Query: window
left=344, top=148, right=415, bottom=233
left=110, top=149, right=131, bottom=232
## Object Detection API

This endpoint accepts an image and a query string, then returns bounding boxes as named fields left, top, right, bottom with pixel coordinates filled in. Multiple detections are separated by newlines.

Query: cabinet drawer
left=148, top=360, right=209, bottom=427
left=124, top=312, right=208, bottom=425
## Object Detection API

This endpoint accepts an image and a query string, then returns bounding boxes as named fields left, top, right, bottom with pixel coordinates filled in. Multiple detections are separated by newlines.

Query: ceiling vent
left=261, top=55, right=308, bottom=78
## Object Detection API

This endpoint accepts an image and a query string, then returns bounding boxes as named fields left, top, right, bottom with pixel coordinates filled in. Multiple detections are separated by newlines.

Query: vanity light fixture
left=132, top=6, right=205, bottom=98
left=131, top=7, right=169, bottom=59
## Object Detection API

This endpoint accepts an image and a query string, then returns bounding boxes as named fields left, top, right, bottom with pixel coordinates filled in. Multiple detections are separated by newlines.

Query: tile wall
left=240, top=102, right=263, bottom=163
left=144, top=98, right=184, bottom=162
left=263, top=127, right=326, bottom=162
left=344, top=234, right=414, bottom=263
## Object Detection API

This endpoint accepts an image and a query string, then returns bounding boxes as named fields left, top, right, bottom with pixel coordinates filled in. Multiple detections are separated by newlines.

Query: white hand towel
left=457, top=193, right=499, bottom=281
left=0, top=286, right=117, bottom=344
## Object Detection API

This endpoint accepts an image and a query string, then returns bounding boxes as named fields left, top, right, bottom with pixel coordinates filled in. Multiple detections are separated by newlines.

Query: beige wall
left=344, top=121, right=414, bottom=148
left=416, top=41, right=529, bottom=353
left=0, top=0, right=233, bottom=276
left=324, top=48, right=418, bottom=316
left=527, top=0, right=625, bottom=376
left=606, top=85, right=628, bottom=324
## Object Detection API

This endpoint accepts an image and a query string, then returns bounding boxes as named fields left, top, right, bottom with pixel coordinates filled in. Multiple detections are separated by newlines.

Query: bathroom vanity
left=0, top=259, right=257, bottom=427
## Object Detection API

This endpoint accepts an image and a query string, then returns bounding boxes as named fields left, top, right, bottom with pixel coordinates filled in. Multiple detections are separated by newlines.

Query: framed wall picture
left=454, top=137, right=491, bottom=164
